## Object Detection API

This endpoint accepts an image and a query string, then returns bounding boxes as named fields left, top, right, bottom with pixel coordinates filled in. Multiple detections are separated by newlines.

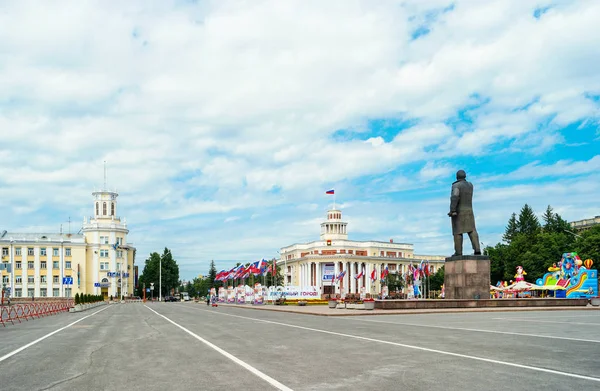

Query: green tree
left=503, top=213, right=518, bottom=243
left=517, top=204, right=540, bottom=236
left=208, top=260, right=217, bottom=288
left=137, top=248, right=180, bottom=299
left=573, top=225, right=600, bottom=264
left=542, top=205, right=571, bottom=234
left=428, top=266, right=444, bottom=291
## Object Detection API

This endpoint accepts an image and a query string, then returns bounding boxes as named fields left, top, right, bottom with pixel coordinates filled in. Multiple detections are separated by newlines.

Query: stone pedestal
left=444, top=255, right=490, bottom=300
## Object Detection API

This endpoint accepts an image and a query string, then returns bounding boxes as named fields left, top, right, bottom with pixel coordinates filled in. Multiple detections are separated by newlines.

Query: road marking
left=144, top=305, right=293, bottom=391
left=200, top=308, right=600, bottom=383
left=0, top=305, right=111, bottom=363
left=493, top=318, right=600, bottom=326
left=348, top=318, right=600, bottom=344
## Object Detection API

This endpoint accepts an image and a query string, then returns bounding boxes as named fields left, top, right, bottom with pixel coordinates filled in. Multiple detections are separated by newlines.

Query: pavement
left=1, top=301, right=599, bottom=390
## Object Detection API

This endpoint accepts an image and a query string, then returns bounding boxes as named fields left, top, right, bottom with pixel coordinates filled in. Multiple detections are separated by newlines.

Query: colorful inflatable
left=536, top=253, right=597, bottom=298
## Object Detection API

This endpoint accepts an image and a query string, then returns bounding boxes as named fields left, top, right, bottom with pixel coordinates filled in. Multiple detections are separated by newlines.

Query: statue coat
left=449, top=179, right=477, bottom=235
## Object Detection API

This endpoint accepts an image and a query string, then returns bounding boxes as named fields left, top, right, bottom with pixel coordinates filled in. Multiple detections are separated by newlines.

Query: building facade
left=1, top=188, right=136, bottom=300
left=570, top=216, right=600, bottom=232
left=278, top=208, right=445, bottom=296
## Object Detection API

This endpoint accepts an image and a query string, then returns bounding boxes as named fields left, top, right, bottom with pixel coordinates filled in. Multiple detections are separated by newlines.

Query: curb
left=214, top=303, right=600, bottom=317
left=69, top=302, right=108, bottom=313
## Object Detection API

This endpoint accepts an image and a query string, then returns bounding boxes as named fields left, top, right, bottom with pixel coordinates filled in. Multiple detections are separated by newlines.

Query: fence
left=0, top=300, right=73, bottom=327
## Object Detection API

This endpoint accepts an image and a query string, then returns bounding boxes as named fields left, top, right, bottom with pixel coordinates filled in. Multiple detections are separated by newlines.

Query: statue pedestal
left=444, top=255, right=490, bottom=300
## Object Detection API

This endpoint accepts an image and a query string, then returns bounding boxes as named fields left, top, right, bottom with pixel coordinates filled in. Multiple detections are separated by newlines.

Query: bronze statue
left=448, top=170, right=481, bottom=256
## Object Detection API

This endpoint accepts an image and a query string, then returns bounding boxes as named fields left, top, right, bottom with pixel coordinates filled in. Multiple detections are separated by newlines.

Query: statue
left=448, top=170, right=481, bottom=256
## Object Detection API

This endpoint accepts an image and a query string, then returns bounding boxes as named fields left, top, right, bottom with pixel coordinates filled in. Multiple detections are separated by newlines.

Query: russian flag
left=325, top=189, right=334, bottom=194
left=355, top=267, right=364, bottom=279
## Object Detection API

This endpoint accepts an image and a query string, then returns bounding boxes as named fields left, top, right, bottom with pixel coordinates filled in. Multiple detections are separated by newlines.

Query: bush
left=74, top=293, right=80, bottom=305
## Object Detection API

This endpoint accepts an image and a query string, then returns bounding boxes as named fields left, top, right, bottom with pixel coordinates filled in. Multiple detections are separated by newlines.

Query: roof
left=0, top=232, right=86, bottom=244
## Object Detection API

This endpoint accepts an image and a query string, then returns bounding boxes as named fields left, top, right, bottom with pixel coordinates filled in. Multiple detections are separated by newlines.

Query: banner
left=236, top=285, right=245, bottom=304
left=266, top=286, right=321, bottom=300
left=218, top=287, right=226, bottom=302
left=227, top=286, right=235, bottom=303
left=381, top=285, right=389, bottom=299
left=253, top=283, right=264, bottom=305
left=322, top=264, right=335, bottom=281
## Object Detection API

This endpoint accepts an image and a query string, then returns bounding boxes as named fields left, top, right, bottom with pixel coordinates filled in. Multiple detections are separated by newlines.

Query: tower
left=82, top=180, right=132, bottom=299
left=320, top=209, right=348, bottom=241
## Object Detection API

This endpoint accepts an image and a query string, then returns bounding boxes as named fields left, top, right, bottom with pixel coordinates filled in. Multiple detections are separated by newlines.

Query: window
left=15, top=248, right=21, bottom=256
left=53, top=261, right=59, bottom=269
left=1, top=247, right=7, bottom=256
left=96, top=202, right=99, bottom=216
left=100, top=236, right=109, bottom=244
left=111, top=202, right=115, bottom=216
left=40, top=288, right=47, bottom=297
left=15, top=276, right=22, bottom=284
left=41, top=275, right=46, bottom=283
left=117, top=250, right=123, bottom=258
left=28, top=248, right=34, bottom=256
left=28, top=276, right=34, bottom=283
left=103, top=202, right=107, bottom=215
left=53, top=288, right=60, bottom=297
left=65, top=261, right=71, bottom=269
left=40, top=248, right=47, bottom=256
left=2, top=276, right=8, bottom=283
left=100, top=249, right=109, bottom=257
left=53, top=248, right=59, bottom=256
left=41, top=261, right=47, bottom=269
left=65, top=248, right=71, bottom=256
left=116, top=237, right=122, bottom=245
left=65, top=288, right=72, bottom=297
left=16, top=261, right=21, bottom=269
left=100, top=262, right=110, bottom=270
left=15, top=288, right=22, bottom=297
left=28, top=261, right=34, bottom=269
left=28, top=288, right=34, bottom=298
left=53, top=276, right=59, bottom=283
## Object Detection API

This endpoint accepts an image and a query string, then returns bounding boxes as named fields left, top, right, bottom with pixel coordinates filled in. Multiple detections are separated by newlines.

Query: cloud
left=1, top=0, right=599, bottom=278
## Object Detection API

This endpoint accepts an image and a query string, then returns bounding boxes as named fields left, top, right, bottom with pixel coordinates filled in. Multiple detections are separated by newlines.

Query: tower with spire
left=81, top=163, right=134, bottom=299
left=320, top=209, right=348, bottom=241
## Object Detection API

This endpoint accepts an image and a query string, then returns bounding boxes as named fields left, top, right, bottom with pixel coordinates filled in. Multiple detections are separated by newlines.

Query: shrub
left=74, top=293, right=80, bottom=305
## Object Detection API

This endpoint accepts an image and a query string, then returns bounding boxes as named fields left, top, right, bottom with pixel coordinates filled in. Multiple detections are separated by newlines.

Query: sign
left=150, top=285, right=154, bottom=290
left=63, top=277, right=74, bottom=285
left=146, top=288, right=150, bottom=293
left=94, top=282, right=111, bottom=287
left=107, top=272, right=130, bottom=277
left=267, top=286, right=321, bottom=300
left=322, top=264, right=335, bottom=281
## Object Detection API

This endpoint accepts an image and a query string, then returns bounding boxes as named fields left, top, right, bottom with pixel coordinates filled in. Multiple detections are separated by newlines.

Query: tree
left=542, top=205, right=572, bottom=234
left=428, top=266, right=444, bottom=291
left=517, top=204, right=540, bottom=236
left=137, top=248, right=180, bottom=299
left=573, top=225, right=600, bottom=265
left=208, top=260, right=217, bottom=288
left=503, top=213, right=518, bottom=243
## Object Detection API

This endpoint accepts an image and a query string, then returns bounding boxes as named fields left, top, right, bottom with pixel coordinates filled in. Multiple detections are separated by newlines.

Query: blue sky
left=1, top=0, right=599, bottom=280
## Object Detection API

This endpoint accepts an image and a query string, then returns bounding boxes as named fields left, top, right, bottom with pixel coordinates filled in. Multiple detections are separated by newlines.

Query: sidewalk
left=209, top=303, right=600, bottom=317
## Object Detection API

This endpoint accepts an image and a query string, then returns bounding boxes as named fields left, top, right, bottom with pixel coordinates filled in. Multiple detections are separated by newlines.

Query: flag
left=355, top=267, right=364, bottom=279
left=325, top=189, right=334, bottom=194
left=336, top=270, right=346, bottom=281
left=370, top=268, right=377, bottom=282
left=381, top=266, right=389, bottom=281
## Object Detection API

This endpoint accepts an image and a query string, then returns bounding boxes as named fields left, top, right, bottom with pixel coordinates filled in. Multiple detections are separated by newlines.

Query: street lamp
left=159, top=256, right=162, bottom=302
left=564, top=229, right=583, bottom=239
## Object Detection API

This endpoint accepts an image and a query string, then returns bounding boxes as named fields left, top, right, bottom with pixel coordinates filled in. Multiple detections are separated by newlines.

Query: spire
left=103, top=160, right=107, bottom=191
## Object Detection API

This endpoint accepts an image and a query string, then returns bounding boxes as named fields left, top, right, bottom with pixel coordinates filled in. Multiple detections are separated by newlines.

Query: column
left=334, top=262, right=339, bottom=294
left=34, top=247, right=40, bottom=297
left=350, top=262, right=355, bottom=293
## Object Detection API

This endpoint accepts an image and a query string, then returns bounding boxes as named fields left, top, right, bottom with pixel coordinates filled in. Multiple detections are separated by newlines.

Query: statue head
left=456, top=170, right=467, bottom=180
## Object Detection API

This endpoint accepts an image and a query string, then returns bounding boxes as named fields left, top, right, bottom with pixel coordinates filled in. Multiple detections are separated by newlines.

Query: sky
left=1, top=0, right=599, bottom=281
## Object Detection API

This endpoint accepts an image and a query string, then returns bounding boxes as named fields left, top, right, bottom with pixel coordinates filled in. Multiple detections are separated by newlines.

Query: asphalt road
left=1, top=302, right=599, bottom=390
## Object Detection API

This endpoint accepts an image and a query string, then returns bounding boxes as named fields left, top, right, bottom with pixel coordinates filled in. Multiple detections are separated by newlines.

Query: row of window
left=13, top=288, right=71, bottom=297
left=96, top=201, right=115, bottom=216
left=12, top=261, right=72, bottom=269
left=99, top=237, right=123, bottom=245
left=1, top=247, right=72, bottom=257
left=5, top=275, right=65, bottom=284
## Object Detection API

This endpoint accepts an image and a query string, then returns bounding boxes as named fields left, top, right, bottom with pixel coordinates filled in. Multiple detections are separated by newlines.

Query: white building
left=278, top=208, right=445, bottom=296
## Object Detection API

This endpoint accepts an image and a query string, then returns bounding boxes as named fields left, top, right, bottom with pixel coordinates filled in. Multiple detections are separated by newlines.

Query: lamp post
left=159, top=256, right=162, bottom=302
left=564, top=229, right=583, bottom=239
